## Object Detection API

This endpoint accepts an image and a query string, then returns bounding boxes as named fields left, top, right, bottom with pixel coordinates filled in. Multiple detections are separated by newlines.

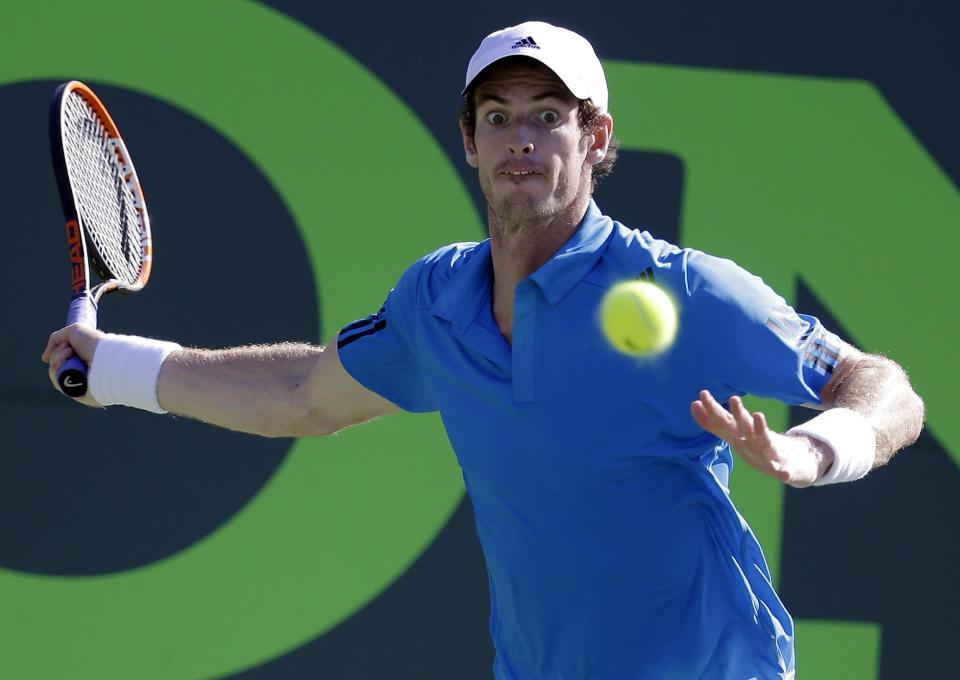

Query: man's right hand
left=41, top=324, right=105, bottom=407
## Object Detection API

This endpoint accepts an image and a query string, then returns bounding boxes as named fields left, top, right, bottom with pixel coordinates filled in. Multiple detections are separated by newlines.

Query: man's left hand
left=691, top=390, right=832, bottom=488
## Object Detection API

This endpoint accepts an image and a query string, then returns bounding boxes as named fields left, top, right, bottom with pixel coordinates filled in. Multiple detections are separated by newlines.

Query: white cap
left=463, top=21, right=609, bottom=113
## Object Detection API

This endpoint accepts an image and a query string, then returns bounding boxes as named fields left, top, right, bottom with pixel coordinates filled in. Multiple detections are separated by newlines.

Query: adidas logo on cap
left=510, top=36, right=540, bottom=50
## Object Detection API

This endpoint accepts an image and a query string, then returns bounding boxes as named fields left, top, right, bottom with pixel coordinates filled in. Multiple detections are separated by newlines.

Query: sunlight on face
left=467, top=60, right=594, bottom=230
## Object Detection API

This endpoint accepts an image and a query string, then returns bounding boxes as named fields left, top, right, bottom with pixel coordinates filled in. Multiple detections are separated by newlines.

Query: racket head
left=49, top=81, right=153, bottom=300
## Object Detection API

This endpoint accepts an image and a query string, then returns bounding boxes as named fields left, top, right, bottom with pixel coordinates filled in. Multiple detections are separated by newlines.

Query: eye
left=485, top=111, right=507, bottom=125
left=538, top=110, right=560, bottom=125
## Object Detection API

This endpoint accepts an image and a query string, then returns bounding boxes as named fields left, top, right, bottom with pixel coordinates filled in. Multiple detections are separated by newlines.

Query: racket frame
left=49, top=80, right=154, bottom=396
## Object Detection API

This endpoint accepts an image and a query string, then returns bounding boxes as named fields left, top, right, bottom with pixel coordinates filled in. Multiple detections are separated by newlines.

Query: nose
left=508, top=140, right=535, bottom=155
left=507, top=124, right=534, bottom=155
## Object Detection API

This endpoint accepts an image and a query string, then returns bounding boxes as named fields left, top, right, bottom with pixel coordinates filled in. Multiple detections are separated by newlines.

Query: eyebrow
left=475, top=89, right=572, bottom=107
left=475, top=92, right=509, bottom=106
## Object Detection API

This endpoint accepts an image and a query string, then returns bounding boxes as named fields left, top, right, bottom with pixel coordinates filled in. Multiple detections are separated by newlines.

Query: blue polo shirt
left=338, top=201, right=842, bottom=679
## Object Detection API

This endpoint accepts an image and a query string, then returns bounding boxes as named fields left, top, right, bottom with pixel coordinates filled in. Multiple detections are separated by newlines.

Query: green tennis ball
left=600, top=280, right=678, bottom=356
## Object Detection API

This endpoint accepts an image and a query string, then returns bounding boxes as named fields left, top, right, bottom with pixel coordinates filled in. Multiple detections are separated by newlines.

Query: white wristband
left=787, top=408, right=876, bottom=486
left=88, top=334, right=182, bottom=413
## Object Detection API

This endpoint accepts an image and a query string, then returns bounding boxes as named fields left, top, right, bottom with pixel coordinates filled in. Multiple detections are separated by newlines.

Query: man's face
left=462, top=60, right=599, bottom=228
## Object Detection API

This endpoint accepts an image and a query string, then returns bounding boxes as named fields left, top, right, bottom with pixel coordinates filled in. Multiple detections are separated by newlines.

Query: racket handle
left=57, top=294, right=98, bottom=398
left=58, top=355, right=89, bottom=397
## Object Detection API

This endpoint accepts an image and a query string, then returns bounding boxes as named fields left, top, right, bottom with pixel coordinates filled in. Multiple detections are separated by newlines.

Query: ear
left=460, top=119, right=480, bottom=169
left=585, top=113, right=613, bottom=168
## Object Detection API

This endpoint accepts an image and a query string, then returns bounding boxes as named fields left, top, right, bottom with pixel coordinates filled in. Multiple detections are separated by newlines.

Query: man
left=44, top=21, right=923, bottom=679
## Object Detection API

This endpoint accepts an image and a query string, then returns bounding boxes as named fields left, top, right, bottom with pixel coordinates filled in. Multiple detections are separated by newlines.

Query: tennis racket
left=49, top=81, right=153, bottom=397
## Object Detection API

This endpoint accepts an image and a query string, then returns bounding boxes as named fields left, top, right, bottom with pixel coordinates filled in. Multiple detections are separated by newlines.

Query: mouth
left=497, top=168, right=541, bottom=179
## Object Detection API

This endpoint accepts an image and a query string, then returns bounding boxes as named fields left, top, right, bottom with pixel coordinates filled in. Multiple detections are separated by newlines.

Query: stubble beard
left=481, top=171, right=571, bottom=238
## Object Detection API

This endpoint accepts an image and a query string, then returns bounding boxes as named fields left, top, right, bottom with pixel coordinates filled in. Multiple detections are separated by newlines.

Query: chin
left=491, top=197, right=557, bottom=228
left=480, top=176, right=564, bottom=228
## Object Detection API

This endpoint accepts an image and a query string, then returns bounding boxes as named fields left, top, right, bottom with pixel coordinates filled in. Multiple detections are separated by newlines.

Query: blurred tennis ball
left=600, top=280, right=678, bottom=356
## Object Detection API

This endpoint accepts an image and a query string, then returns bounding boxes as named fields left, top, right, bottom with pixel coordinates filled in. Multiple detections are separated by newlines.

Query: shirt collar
left=428, top=200, right=614, bottom=330
left=529, top=199, right=613, bottom=305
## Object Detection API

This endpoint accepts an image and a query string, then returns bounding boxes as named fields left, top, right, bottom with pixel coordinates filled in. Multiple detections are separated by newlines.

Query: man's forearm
left=158, top=343, right=327, bottom=437
left=827, top=354, right=925, bottom=466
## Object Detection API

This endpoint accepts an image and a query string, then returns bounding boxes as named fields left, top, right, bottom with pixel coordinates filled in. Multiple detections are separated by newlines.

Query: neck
left=489, top=193, right=591, bottom=341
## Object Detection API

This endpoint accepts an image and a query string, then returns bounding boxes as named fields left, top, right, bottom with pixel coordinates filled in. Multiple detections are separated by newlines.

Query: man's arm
left=43, top=325, right=399, bottom=437
left=820, top=350, right=925, bottom=467
left=159, top=342, right=400, bottom=437
left=691, top=344, right=925, bottom=487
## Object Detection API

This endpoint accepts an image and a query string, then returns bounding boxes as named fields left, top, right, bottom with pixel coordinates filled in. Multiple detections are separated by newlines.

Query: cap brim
left=462, top=52, right=591, bottom=101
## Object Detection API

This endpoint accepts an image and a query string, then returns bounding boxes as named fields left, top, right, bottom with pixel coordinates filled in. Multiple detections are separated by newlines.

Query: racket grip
left=66, top=293, right=98, bottom=328
left=58, top=294, right=98, bottom=398
left=58, top=355, right=89, bottom=397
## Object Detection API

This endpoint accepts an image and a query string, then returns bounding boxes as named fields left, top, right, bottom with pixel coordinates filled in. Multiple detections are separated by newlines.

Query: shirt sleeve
left=685, top=251, right=845, bottom=406
left=336, top=258, right=438, bottom=413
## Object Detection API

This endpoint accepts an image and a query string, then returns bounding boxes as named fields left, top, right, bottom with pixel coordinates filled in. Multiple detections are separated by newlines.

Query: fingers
left=43, top=326, right=79, bottom=362
left=690, top=400, right=711, bottom=432
left=696, top=390, right=732, bottom=425
left=692, top=391, right=762, bottom=438
left=693, top=391, right=771, bottom=456
left=42, top=324, right=102, bottom=364
left=43, top=326, right=83, bottom=394
left=42, top=325, right=105, bottom=407
left=693, top=390, right=817, bottom=487
left=46, top=343, right=75, bottom=391
left=43, top=342, right=72, bottom=370
left=52, top=343, right=75, bottom=372
left=43, top=331, right=64, bottom=362
left=691, top=390, right=737, bottom=439
left=729, top=396, right=755, bottom=440
left=751, top=411, right=775, bottom=451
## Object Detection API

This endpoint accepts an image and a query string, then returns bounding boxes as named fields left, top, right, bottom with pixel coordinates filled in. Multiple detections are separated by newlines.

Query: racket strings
left=62, top=91, right=144, bottom=286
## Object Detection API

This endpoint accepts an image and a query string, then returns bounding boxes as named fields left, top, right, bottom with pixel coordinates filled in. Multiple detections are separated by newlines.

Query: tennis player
left=44, top=21, right=924, bottom=679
